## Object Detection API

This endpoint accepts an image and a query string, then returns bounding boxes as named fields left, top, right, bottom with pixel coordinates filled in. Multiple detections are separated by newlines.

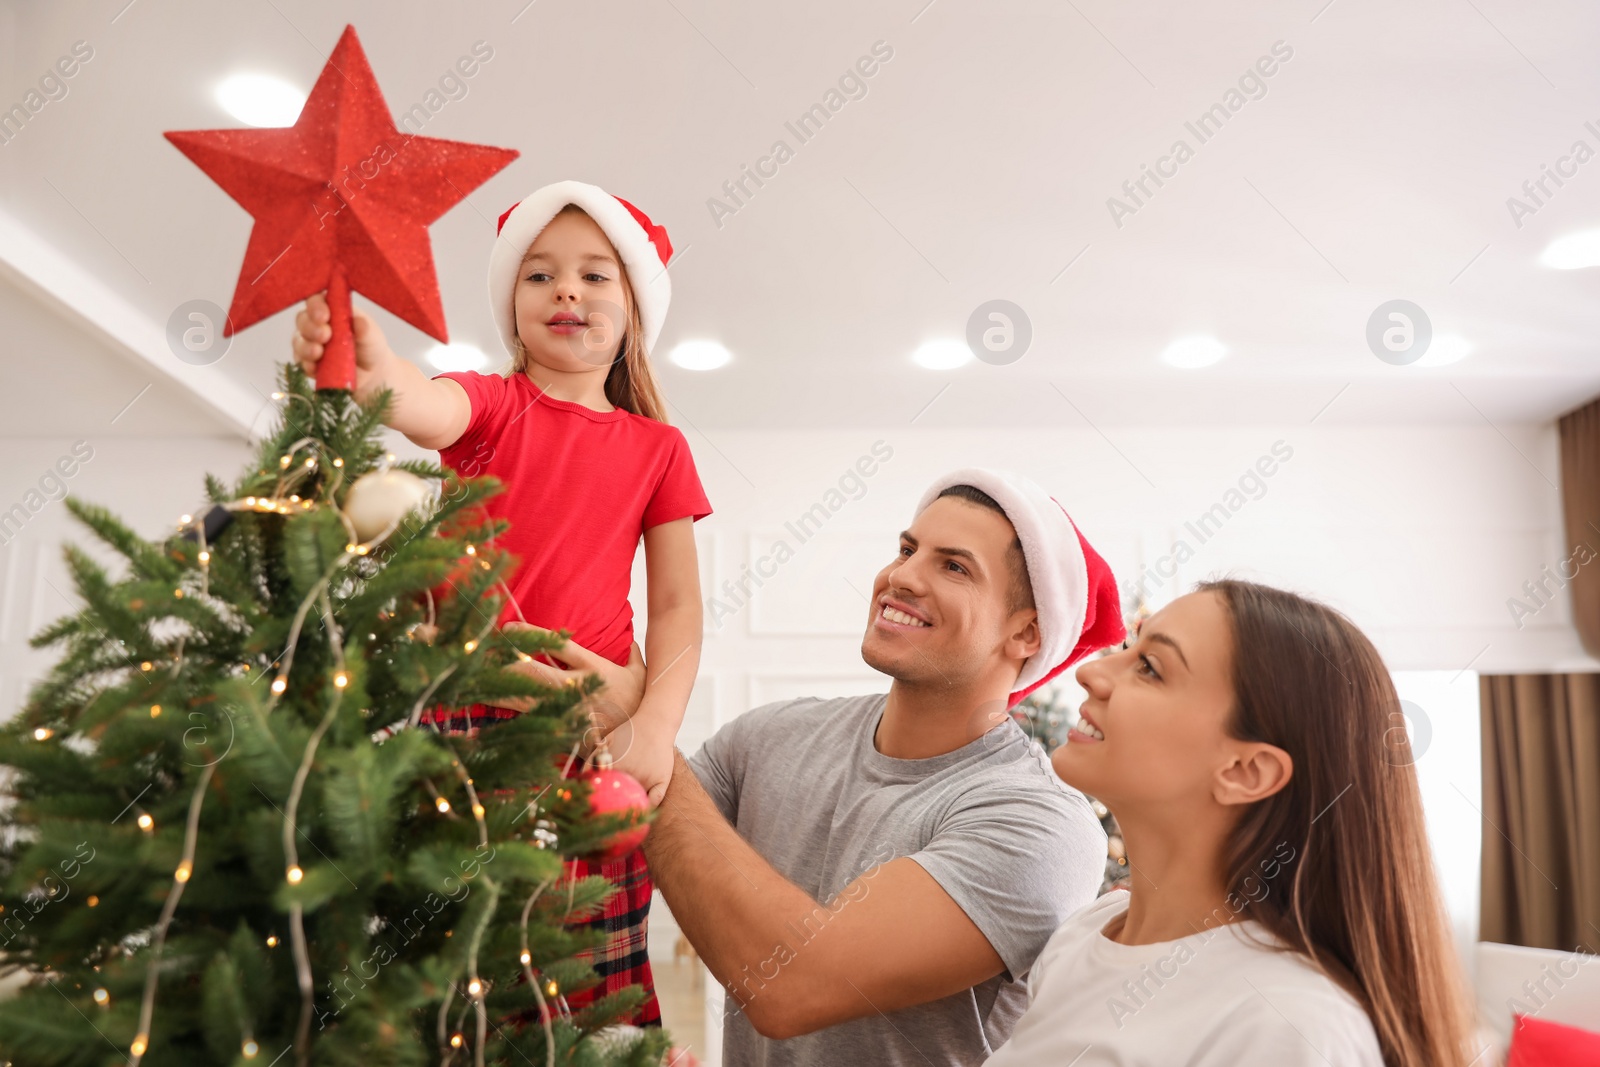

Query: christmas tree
left=0, top=364, right=667, bottom=1067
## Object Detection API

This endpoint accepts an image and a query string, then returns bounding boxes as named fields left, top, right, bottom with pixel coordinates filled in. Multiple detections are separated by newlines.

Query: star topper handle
left=322, top=268, right=355, bottom=392
left=163, top=24, right=518, bottom=395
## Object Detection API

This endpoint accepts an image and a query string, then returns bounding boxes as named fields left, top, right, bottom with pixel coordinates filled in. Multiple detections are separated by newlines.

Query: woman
left=986, top=580, right=1476, bottom=1066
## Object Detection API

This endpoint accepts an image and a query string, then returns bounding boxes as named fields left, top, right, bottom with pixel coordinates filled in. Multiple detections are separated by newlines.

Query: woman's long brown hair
left=509, top=204, right=670, bottom=423
left=1200, top=579, right=1475, bottom=1067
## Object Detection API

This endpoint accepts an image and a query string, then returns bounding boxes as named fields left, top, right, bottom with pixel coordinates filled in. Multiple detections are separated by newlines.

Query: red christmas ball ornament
left=582, top=752, right=650, bottom=861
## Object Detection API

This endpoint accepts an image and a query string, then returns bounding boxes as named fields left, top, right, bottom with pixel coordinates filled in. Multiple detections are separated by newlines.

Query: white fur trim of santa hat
left=488, top=180, right=673, bottom=359
left=916, top=468, right=1125, bottom=706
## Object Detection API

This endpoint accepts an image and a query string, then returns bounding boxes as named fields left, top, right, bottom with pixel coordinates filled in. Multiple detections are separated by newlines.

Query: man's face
left=860, top=496, right=1036, bottom=693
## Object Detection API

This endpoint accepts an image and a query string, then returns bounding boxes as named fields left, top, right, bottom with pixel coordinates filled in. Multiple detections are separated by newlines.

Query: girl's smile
left=544, top=310, right=588, bottom=336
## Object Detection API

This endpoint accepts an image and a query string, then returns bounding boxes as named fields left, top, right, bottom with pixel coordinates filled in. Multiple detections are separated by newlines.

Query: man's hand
left=483, top=624, right=645, bottom=731
left=482, top=619, right=686, bottom=805
left=602, top=715, right=677, bottom=807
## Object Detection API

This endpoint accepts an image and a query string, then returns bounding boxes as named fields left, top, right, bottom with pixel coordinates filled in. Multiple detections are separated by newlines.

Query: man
left=641, top=469, right=1125, bottom=1065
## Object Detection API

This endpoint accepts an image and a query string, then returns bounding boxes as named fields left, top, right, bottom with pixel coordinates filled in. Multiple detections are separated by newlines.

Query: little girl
left=290, top=180, right=709, bottom=1029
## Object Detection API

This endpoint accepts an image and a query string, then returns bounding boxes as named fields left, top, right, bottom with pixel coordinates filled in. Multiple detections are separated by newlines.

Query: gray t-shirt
left=686, top=693, right=1107, bottom=1067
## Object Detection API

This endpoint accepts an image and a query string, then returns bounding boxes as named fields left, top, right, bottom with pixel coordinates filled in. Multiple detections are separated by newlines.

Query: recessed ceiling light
left=1539, top=229, right=1600, bottom=270
left=1160, top=336, right=1226, bottom=369
left=1414, top=333, right=1471, bottom=367
left=215, top=73, right=306, bottom=128
left=425, top=342, right=489, bottom=372
left=669, top=340, right=732, bottom=371
left=912, top=339, right=971, bottom=370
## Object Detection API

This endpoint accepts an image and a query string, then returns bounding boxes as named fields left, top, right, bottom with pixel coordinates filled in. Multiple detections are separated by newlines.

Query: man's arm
left=645, top=750, right=1005, bottom=1040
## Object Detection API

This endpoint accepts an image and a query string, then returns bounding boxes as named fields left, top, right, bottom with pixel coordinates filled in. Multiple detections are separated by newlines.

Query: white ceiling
left=2, top=0, right=1598, bottom=435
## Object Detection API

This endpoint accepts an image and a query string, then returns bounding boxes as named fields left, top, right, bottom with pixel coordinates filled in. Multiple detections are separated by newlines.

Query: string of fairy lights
left=28, top=407, right=590, bottom=1067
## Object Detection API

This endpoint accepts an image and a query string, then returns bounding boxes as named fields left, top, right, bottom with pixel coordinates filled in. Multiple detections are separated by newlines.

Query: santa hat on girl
left=488, top=180, right=674, bottom=358
left=915, top=469, right=1125, bottom=708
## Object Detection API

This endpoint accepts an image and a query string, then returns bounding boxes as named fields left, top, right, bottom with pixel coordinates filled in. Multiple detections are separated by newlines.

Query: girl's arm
left=611, top=516, right=702, bottom=805
left=292, top=293, right=471, bottom=451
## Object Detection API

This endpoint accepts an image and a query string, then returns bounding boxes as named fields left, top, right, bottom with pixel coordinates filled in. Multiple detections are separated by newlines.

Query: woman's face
left=513, top=208, right=630, bottom=375
left=1052, top=590, right=1241, bottom=814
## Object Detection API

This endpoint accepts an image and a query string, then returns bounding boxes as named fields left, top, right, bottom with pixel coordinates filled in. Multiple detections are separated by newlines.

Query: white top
left=985, top=891, right=1384, bottom=1066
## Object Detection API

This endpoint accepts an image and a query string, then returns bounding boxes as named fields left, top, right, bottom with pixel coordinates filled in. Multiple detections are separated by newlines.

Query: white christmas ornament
left=342, top=469, right=432, bottom=543
left=589, top=1025, right=645, bottom=1053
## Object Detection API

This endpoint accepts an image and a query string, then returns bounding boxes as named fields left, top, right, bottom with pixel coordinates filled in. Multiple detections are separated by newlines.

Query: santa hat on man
left=487, top=180, right=674, bottom=358
left=915, top=469, right=1125, bottom=708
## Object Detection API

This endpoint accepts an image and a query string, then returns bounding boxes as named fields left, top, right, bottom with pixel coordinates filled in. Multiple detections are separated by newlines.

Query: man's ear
left=1214, top=742, right=1293, bottom=807
left=1005, top=609, right=1042, bottom=663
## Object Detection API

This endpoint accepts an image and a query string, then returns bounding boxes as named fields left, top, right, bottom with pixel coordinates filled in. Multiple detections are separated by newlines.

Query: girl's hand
left=291, top=292, right=395, bottom=401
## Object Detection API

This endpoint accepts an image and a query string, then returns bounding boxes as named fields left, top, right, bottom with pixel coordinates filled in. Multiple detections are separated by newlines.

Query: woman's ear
left=1214, top=742, right=1293, bottom=807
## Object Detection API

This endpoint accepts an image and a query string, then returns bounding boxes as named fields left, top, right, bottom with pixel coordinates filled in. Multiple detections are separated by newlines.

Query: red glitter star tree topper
left=165, top=25, right=518, bottom=391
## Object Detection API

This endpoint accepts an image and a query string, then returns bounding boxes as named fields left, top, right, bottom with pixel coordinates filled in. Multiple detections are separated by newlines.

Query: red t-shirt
left=431, top=370, right=711, bottom=665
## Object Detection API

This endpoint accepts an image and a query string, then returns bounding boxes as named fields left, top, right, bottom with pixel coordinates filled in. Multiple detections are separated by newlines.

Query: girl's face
left=513, top=208, right=631, bottom=375
left=1052, top=590, right=1240, bottom=814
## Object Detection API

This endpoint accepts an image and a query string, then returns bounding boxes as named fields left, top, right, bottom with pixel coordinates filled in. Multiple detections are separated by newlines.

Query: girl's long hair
left=1199, top=579, right=1474, bottom=1067
left=509, top=204, right=670, bottom=423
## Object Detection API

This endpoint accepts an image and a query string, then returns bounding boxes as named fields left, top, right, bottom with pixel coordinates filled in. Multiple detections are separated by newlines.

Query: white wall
left=1392, top=669, right=1484, bottom=974
left=7, top=421, right=1577, bottom=729
left=0, top=436, right=254, bottom=718
left=646, top=421, right=1585, bottom=750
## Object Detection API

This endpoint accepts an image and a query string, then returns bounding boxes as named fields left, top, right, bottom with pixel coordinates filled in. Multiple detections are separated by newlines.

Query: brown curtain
left=1482, top=399, right=1600, bottom=949
left=1479, top=672, right=1600, bottom=952
left=1560, top=397, right=1600, bottom=657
